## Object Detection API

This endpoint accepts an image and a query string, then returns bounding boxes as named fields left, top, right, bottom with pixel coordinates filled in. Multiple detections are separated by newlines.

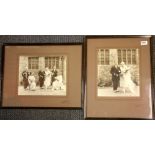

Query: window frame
left=98, top=49, right=110, bottom=65
left=28, top=57, right=39, bottom=69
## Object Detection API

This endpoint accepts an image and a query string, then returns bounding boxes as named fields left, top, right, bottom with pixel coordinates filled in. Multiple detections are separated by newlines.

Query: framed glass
left=85, top=36, right=153, bottom=119
left=2, top=44, right=83, bottom=108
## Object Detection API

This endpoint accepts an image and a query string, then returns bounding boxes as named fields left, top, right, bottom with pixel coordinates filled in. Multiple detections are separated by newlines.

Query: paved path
left=98, top=86, right=140, bottom=97
left=18, top=86, right=66, bottom=96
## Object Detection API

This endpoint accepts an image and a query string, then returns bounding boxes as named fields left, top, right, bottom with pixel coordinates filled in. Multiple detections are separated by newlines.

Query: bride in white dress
left=44, top=67, right=51, bottom=89
left=120, top=62, right=135, bottom=94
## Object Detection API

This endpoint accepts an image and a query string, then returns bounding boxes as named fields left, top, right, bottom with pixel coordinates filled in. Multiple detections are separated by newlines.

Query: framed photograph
left=85, top=36, right=153, bottom=119
left=2, top=44, right=83, bottom=108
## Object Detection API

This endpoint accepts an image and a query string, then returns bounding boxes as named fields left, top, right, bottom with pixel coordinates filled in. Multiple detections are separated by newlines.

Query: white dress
left=44, top=70, right=51, bottom=89
left=28, top=75, right=36, bottom=90
left=52, top=75, right=64, bottom=90
left=120, top=65, right=135, bottom=93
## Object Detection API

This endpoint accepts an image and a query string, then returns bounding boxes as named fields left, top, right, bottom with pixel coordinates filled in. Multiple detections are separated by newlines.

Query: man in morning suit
left=51, top=66, right=58, bottom=85
left=38, top=69, right=45, bottom=88
left=22, top=67, right=30, bottom=89
left=110, top=63, right=121, bottom=92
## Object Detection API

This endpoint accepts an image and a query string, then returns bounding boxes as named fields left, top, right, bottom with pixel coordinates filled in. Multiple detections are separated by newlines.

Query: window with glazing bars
left=98, top=49, right=110, bottom=65
left=117, top=49, right=137, bottom=65
left=45, top=57, right=60, bottom=69
left=28, top=57, right=39, bottom=69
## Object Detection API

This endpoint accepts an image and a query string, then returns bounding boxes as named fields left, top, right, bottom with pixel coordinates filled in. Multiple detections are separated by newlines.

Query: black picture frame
left=85, top=35, right=154, bottom=119
left=1, top=42, right=84, bottom=109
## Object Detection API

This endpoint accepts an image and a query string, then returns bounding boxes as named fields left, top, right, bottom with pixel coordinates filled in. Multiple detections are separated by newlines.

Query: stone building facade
left=97, top=48, right=139, bottom=87
left=19, top=56, right=67, bottom=85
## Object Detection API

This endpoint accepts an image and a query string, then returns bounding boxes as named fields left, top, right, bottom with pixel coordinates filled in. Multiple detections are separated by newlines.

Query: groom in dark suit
left=110, top=64, right=121, bottom=92
left=38, top=69, right=45, bottom=88
left=51, top=66, right=58, bottom=85
left=22, top=67, right=30, bottom=89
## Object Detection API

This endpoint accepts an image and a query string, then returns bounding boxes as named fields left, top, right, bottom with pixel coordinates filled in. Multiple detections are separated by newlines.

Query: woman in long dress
left=28, top=72, right=36, bottom=91
left=52, top=75, right=64, bottom=90
left=44, top=67, right=52, bottom=89
left=120, top=62, right=135, bottom=94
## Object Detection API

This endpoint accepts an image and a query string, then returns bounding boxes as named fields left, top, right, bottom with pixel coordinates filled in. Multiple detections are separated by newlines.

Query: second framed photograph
left=2, top=44, right=82, bottom=108
left=85, top=36, right=153, bottom=119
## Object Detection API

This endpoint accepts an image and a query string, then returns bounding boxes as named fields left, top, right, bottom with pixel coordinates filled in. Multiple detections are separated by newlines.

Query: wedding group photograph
left=97, top=48, right=140, bottom=97
left=18, top=55, right=67, bottom=96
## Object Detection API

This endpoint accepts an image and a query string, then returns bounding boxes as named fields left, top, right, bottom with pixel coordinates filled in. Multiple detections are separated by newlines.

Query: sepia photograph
left=97, top=48, right=140, bottom=97
left=18, top=55, right=67, bottom=96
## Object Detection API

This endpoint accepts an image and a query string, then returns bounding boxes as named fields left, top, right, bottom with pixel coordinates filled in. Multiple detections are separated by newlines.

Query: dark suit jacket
left=22, top=70, right=29, bottom=80
left=38, top=71, right=45, bottom=80
left=110, top=66, right=121, bottom=81
left=51, top=69, right=58, bottom=78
